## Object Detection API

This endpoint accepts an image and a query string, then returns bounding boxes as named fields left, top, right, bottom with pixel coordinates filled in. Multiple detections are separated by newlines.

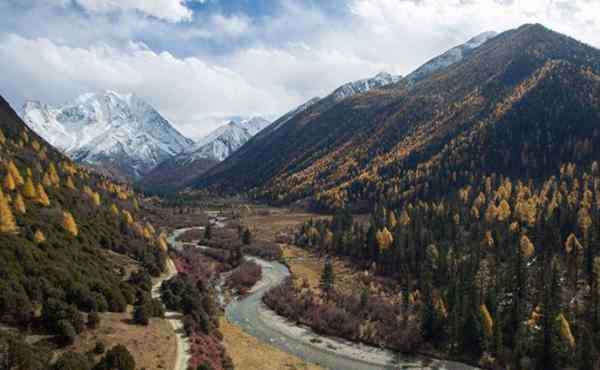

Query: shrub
left=94, top=341, right=106, bottom=355
left=57, top=320, right=76, bottom=346
left=53, top=351, right=93, bottom=370
left=87, top=311, right=101, bottom=330
left=133, top=304, right=150, bottom=326
left=95, top=344, right=135, bottom=370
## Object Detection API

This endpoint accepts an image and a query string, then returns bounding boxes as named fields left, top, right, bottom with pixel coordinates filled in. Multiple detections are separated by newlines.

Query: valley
left=3, top=12, right=600, bottom=370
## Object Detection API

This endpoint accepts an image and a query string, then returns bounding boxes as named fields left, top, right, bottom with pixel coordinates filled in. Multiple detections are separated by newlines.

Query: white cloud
left=3, top=0, right=600, bottom=141
left=211, top=14, right=251, bottom=37
left=346, top=0, right=600, bottom=73
left=74, top=0, right=192, bottom=22
left=0, top=34, right=282, bottom=138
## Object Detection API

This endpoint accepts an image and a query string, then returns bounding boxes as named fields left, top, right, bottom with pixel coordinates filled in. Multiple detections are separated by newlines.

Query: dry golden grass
left=67, top=309, right=177, bottom=370
left=240, top=207, right=326, bottom=241
left=219, top=316, right=322, bottom=370
left=283, top=245, right=362, bottom=296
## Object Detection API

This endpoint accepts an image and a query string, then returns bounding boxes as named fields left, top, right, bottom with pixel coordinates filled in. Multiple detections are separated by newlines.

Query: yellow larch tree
left=480, top=304, right=494, bottom=337
left=564, top=233, right=583, bottom=254
left=13, top=192, right=26, bottom=214
left=22, top=177, right=37, bottom=199
left=42, top=173, right=53, bottom=187
left=31, top=140, right=41, bottom=152
left=376, top=227, right=394, bottom=251
left=122, top=210, right=134, bottom=225
left=520, top=234, right=535, bottom=258
left=0, top=190, right=18, bottom=234
left=3, top=173, right=16, bottom=191
left=0, top=128, right=5, bottom=145
left=48, top=163, right=60, bottom=185
left=557, top=313, right=575, bottom=348
left=110, top=204, right=119, bottom=217
left=398, top=209, right=411, bottom=226
left=91, top=192, right=101, bottom=207
left=62, top=210, right=78, bottom=236
left=387, top=211, right=397, bottom=229
left=36, top=184, right=50, bottom=206
left=497, top=200, right=511, bottom=222
left=157, top=232, right=168, bottom=252
left=6, top=161, right=24, bottom=186
left=65, top=176, right=76, bottom=191
left=34, top=230, right=46, bottom=243
left=484, top=203, right=498, bottom=223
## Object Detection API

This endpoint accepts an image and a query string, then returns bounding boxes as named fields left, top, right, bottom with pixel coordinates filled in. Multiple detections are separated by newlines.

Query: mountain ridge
left=190, top=24, right=600, bottom=210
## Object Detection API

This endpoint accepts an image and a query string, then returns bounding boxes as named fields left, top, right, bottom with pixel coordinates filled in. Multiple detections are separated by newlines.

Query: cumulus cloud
left=0, top=34, right=281, bottom=138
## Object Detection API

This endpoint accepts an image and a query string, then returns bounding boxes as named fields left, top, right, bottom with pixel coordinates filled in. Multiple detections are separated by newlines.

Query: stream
left=168, top=219, right=479, bottom=370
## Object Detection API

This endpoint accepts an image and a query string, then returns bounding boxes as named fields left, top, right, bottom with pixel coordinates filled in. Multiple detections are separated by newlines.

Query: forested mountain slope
left=194, top=24, right=600, bottom=212
left=0, top=95, right=168, bottom=368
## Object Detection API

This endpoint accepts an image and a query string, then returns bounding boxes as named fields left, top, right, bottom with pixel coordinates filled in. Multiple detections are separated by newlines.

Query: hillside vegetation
left=0, top=96, right=168, bottom=369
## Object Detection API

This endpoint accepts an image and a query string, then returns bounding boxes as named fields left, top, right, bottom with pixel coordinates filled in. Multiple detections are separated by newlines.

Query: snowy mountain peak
left=406, top=31, right=498, bottom=84
left=185, top=116, right=271, bottom=162
left=21, top=91, right=193, bottom=179
left=331, top=71, right=402, bottom=102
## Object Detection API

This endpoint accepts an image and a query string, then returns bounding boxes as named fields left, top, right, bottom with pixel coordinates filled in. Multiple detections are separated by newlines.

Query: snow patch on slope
left=406, top=31, right=498, bottom=84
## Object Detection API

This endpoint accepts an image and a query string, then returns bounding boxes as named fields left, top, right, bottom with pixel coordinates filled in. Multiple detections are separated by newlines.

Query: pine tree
left=204, top=223, right=212, bottom=239
left=320, top=259, right=335, bottom=302
left=242, top=228, right=252, bottom=245
left=0, top=190, right=18, bottom=234
left=62, top=211, right=78, bottom=236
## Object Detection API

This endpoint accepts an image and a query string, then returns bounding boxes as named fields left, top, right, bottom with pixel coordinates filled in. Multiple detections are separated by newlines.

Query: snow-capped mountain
left=141, top=116, right=270, bottom=191
left=184, top=116, right=271, bottom=162
left=331, top=72, right=402, bottom=102
left=406, top=31, right=498, bottom=84
left=21, top=91, right=193, bottom=179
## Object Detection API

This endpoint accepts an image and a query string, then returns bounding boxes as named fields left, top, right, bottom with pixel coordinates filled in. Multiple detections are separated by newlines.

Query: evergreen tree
left=242, top=228, right=252, bottom=245
left=204, top=223, right=212, bottom=239
left=320, top=259, right=335, bottom=302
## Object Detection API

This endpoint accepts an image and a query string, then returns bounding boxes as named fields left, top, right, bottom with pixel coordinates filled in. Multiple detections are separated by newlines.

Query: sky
left=1, top=0, right=600, bottom=139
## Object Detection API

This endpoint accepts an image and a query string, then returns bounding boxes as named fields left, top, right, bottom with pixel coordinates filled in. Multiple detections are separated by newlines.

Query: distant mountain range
left=20, top=92, right=273, bottom=182
left=20, top=29, right=501, bottom=191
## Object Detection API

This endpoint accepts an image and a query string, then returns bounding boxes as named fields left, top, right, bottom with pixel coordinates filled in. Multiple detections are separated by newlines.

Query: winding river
left=168, top=222, right=478, bottom=370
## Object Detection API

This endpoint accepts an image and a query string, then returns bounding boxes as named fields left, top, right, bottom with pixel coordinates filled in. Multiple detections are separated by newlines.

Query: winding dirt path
left=152, top=228, right=200, bottom=370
